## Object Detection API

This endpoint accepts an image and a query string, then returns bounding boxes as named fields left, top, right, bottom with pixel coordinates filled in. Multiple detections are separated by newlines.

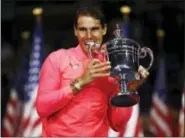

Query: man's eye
left=92, top=27, right=100, bottom=31
left=78, top=28, right=86, bottom=31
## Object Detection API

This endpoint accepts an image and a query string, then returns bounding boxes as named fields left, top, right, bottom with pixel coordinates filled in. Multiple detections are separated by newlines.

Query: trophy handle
left=88, top=45, right=93, bottom=59
left=100, top=43, right=109, bottom=61
left=86, top=42, right=100, bottom=59
left=139, top=47, right=154, bottom=70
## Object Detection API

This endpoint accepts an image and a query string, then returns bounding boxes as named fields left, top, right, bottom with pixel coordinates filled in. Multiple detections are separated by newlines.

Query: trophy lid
left=113, top=24, right=122, bottom=38
left=107, top=24, right=140, bottom=49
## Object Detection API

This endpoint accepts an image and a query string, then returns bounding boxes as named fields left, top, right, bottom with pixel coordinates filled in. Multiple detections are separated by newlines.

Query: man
left=36, top=7, right=149, bottom=136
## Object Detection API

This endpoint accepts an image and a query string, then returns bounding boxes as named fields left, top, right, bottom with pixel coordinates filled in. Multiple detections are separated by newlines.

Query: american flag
left=179, top=87, right=184, bottom=136
left=2, top=16, right=44, bottom=137
left=150, top=55, right=173, bottom=137
left=108, top=104, right=143, bottom=137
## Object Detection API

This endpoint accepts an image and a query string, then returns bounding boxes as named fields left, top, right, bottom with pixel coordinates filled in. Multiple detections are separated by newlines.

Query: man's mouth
left=84, top=41, right=100, bottom=48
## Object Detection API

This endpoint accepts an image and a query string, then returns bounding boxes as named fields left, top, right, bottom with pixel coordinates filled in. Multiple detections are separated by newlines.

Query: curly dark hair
left=74, top=6, right=106, bottom=28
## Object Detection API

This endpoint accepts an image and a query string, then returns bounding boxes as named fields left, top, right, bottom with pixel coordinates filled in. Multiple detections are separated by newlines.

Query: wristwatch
left=70, top=78, right=83, bottom=95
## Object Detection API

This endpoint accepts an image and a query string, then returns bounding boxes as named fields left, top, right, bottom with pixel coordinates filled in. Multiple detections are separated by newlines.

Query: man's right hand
left=79, top=59, right=111, bottom=87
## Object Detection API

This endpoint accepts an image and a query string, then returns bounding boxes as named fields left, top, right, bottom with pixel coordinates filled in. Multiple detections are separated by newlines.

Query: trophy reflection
left=106, top=25, right=154, bottom=107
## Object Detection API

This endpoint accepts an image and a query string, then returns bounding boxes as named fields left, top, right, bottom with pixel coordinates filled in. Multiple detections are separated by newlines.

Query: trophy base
left=111, top=93, right=140, bottom=107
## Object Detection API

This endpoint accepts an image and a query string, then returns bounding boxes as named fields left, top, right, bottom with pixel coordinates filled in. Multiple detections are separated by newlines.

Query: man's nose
left=86, top=30, right=92, bottom=39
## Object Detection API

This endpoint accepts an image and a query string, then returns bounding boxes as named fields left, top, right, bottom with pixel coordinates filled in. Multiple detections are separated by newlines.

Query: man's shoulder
left=45, top=47, right=75, bottom=70
left=49, top=47, right=75, bottom=59
left=53, top=47, right=73, bottom=55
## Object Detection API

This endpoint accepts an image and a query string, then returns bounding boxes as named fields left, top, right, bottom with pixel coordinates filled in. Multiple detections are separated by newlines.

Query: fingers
left=135, top=73, right=140, bottom=80
left=92, top=72, right=110, bottom=78
left=88, top=60, right=111, bottom=78
left=93, top=61, right=110, bottom=69
left=138, top=65, right=149, bottom=79
left=89, top=59, right=101, bottom=66
left=92, top=61, right=110, bottom=73
left=89, top=59, right=110, bottom=71
left=93, top=65, right=111, bottom=74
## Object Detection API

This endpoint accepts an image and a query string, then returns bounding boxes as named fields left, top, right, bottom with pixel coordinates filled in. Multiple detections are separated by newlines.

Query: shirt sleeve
left=36, top=51, right=74, bottom=118
left=107, top=77, right=133, bottom=132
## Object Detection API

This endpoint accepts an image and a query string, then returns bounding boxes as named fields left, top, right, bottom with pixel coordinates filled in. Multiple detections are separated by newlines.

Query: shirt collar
left=74, top=45, right=89, bottom=60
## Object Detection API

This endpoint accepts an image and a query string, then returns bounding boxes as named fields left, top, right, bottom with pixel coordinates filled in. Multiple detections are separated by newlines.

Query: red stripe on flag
left=2, top=127, right=11, bottom=137
left=5, top=112, right=14, bottom=125
left=151, top=117, right=167, bottom=136
left=153, top=102, right=172, bottom=125
left=32, top=118, right=41, bottom=129
left=22, top=104, right=36, bottom=132
left=118, top=108, right=142, bottom=137
left=7, top=98, right=18, bottom=108
left=23, top=118, right=31, bottom=129
left=2, top=92, right=20, bottom=137
left=118, top=126, right=126, bottom=136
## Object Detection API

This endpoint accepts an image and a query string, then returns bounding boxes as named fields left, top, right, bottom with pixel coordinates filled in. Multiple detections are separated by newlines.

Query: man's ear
left=103, top=24, right=107, bottom=35
left=74, top=26, right=77, bottom=36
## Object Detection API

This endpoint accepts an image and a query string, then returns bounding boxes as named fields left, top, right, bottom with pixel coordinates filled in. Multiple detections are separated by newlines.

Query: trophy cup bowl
left=105, top=35, right=154, bottom=107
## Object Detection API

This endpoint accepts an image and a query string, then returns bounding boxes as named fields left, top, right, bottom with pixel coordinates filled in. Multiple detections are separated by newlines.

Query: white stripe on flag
left=181, top=92, right=184, bottom=108
left=23, top=86, right=38, bottom=120
left=153, top=93, right=168, bottom=115
left=10, top=89, right=18, bottom=100
left=3, top=88, right=20, bottom=136
left=123, top=104, right=140, bottom=137
left=4, top=119, right=14, bottom=135
left=108, top=128, right=119, bottom=137
left=139, top=130, right=144, bottom=137
left=7, top=103, right=14, bottom=117
left=24, top=107, right=41, bottom=136
left=179, top=110, right=184, bottom=125
left=30, top=123, right=42, bottom=137
left=23, top=86, right=40, bottom=136
left=151, top=108, right=172, bottom=136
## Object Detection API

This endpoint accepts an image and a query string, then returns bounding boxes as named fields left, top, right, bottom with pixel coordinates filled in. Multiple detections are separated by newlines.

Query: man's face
left=74, top=16, right=107, bottom=55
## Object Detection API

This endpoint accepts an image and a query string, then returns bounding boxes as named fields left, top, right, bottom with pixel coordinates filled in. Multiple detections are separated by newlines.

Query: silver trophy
left=86, top=25, right=154, bottom=107
left=106, top=25, right=154, bottom=107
